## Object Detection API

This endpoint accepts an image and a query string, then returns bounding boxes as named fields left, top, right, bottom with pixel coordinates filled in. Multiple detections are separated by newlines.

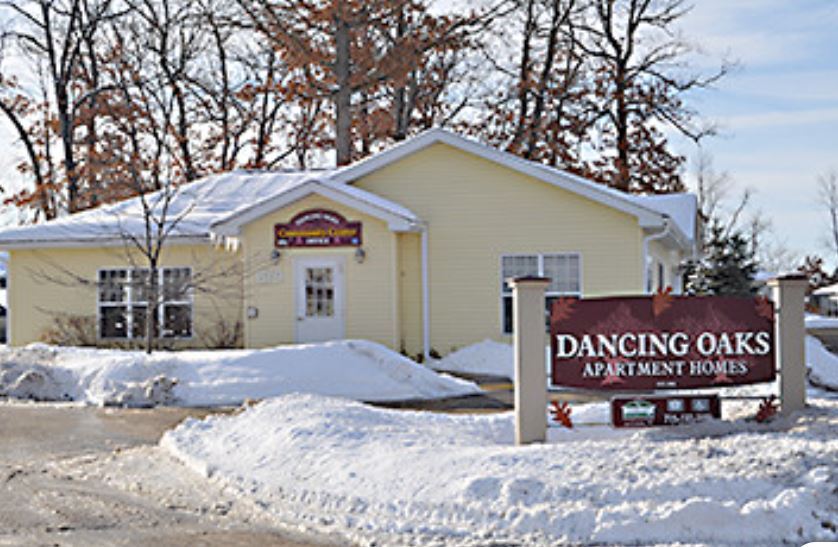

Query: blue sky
left=1, top=0, right=836, bottom=266
left=672, top=0, right=838, bottom=266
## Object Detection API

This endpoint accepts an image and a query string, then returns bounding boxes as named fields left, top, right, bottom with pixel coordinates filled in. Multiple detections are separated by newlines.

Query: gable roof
left=332, top=127, right=696, bottom=246
left=210, top=177, right=422, bottom=241
left=0, top=171, right=420, bottom=249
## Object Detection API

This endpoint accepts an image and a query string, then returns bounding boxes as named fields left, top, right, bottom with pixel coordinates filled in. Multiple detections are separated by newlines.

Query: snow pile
left=806, top=313, right=838, bottom=330
left=0, top=341, right=479, bottom=406
left=431, top=339, right=514, bottom=379
left=162, top=394, right=838, bottom=546
left=807, top=335, right=838, bottom=391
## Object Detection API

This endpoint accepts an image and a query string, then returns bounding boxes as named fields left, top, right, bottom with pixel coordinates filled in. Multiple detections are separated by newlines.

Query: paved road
left=0, top=404, right=334, bottom=547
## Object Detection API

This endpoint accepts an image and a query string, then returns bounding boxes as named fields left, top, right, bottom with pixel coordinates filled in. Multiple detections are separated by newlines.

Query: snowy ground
left=162, top=393, right=838, bottom=546
left=0, top=340, right=480, bottom=406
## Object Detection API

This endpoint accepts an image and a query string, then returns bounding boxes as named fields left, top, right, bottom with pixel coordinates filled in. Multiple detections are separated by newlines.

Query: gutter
left=642, top=218, right=671, bottom=294
left=420, top=224, right=430, bottom=362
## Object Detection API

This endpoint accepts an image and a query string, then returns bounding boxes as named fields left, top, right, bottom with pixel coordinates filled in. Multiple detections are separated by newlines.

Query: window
left=657, top=262, right=666, bottom=292
left=501, top=254, right=581, bottom=334
left=98, top=267, right=192, bottom=340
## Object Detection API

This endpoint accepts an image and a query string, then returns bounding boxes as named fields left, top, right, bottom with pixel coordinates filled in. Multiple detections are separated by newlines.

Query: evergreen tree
left=685, top=221, right=758, bottom=296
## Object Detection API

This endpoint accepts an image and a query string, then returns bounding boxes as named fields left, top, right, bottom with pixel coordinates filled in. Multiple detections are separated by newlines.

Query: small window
left=99, top=306, right=127, bottom=338
left=501, top=254, right=581, bottom=334
left=98, top=267, right=192, bottom=340
left=99, top=270, right=127, bottom=303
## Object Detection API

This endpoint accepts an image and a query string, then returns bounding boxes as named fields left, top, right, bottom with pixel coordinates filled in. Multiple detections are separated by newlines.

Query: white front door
left=295, top=258, right=345, bottom=343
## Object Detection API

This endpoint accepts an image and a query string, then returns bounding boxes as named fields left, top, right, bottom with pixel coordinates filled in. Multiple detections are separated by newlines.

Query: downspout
left=642, top=217, right=671, bottom=294
left=421, top=225, right=430, bottom=362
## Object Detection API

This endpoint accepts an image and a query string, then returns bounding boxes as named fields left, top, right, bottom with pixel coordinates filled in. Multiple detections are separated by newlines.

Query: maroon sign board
left=275, top=209, right=362, bottom=248
left=611, top=394, right=721, bottom=428
left=550, top=294, right=776, bottom=391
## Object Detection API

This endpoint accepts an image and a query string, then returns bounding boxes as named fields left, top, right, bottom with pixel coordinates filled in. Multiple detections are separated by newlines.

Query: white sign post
left=767, top=274, right=808, bottom=416
left=510, top=276, right=550, bottom=445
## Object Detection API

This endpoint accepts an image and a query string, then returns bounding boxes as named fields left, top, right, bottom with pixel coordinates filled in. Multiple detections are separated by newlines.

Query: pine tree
left=685, top=221, right=758, bottom=296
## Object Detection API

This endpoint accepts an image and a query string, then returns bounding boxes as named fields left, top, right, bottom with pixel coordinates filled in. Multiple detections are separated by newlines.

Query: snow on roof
left=812, top=283, right=838, bottom=296
left=0, top=170, right=419, bottom=248
left=631, top=193, right=698, bottom=242
left=0, top=128, right=697, bottom=250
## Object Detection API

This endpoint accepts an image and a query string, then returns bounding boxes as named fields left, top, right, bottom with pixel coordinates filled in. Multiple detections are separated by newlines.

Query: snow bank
left=162, top=394, right=838, bottom=546
left=807, top=335, right=838, bottom=391
left=430, top=339, right=514, bottom=379
left=0, top=341, right=480, bottom=406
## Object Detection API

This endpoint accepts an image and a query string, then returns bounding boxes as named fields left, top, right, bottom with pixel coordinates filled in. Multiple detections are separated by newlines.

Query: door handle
left=297, top=316, right=304, bottom=321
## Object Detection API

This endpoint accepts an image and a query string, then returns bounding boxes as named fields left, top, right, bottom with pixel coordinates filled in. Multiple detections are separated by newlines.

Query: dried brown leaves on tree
left=238, top=0, right=483, bottom=166
left=0, top=0, right=730, bottom=225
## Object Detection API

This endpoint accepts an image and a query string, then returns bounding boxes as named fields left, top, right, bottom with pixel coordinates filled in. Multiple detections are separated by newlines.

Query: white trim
left=642, top=219, right=671, bottom=294
left=96, top=266, right=194, bottom=342
left=333, top=128, right=687, bottom=240
left=211, top=180, right=422, bottom=239
left=0, top=235, right=209, bottom=251
left=5, top=256, right=11, bottom=345
left=499, top=252, right=582, bottom=335
left=390, top=232, right=400, bottom=350
left=421, top=227, right=430, bottom=362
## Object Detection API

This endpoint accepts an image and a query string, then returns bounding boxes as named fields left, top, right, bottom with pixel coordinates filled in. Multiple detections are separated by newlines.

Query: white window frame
left=657, top=261, right=666, bottom=292
left=96, top=267, right=194, bottom=341
left=499, top=253, right=583, bottom=334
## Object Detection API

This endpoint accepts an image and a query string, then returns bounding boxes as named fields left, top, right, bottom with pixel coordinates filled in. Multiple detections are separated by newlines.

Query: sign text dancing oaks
left=550, top=294, right=776, bottom=391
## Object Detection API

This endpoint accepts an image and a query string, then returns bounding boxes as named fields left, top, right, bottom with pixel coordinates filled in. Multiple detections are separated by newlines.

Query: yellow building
left=0, top=129, right=697, bottom=359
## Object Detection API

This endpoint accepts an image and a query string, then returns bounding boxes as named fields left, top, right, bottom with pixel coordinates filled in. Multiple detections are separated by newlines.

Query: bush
left=40, top=314, right=98, bottom=347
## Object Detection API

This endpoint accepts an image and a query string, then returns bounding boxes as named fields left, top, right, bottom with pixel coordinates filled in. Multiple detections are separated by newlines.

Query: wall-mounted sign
left=611, top=394, right=721, bottom=428
left=550, top=295, right=776, bottom=390
left=275, top=209, right=362, bottom=248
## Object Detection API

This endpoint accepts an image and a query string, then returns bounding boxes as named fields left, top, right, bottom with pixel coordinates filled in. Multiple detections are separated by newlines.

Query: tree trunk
left=525, top=0, right=564, bottom=160
left=614, top=63, right=630, bottom=192
left=334, top=13, right=352, bottom=166
left=513, top=0, right=537, bottom=150
left=145, top=264, right=158, bottom=355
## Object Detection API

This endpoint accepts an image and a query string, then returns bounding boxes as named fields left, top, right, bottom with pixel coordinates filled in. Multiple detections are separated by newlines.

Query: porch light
left=354, top=247, right=366, bottom=264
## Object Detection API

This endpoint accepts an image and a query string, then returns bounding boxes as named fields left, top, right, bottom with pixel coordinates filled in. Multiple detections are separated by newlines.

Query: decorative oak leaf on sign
left=600, top=372, right=626, bottom=386
left=551, top=297, right=577, bottom=324
left=754, top=296, right=774, bottom=321
left=652, top=286, right=674, bottom=317
left=550, top=401, right=573, bottom=429
left=755, top=395, right=779, bottom=423
left=712, top=372, right=733, bottom=385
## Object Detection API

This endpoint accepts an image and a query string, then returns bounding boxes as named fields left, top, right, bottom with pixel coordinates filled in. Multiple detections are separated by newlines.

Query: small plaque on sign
left=611, top=394, right=721, bottom=428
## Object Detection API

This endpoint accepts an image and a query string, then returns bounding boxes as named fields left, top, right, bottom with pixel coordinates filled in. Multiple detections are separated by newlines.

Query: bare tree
left=0, top=0, right=122, bottom=214
left=238, top=0, right=485, bottom=166
left=818, top=169, right=838, bottom=265
left=476, top=0, right=592, bottom=171
left=579, top=0, right=731, bottom=193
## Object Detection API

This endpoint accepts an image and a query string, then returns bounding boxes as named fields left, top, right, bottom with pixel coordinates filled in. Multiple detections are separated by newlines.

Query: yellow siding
left=240, top=194, right=397, bottom=349
left=8, top=245, right=242, bottom=347
left=353, top=143, right=645, bottom=354
left=6, top=142, right=684, bottom=357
